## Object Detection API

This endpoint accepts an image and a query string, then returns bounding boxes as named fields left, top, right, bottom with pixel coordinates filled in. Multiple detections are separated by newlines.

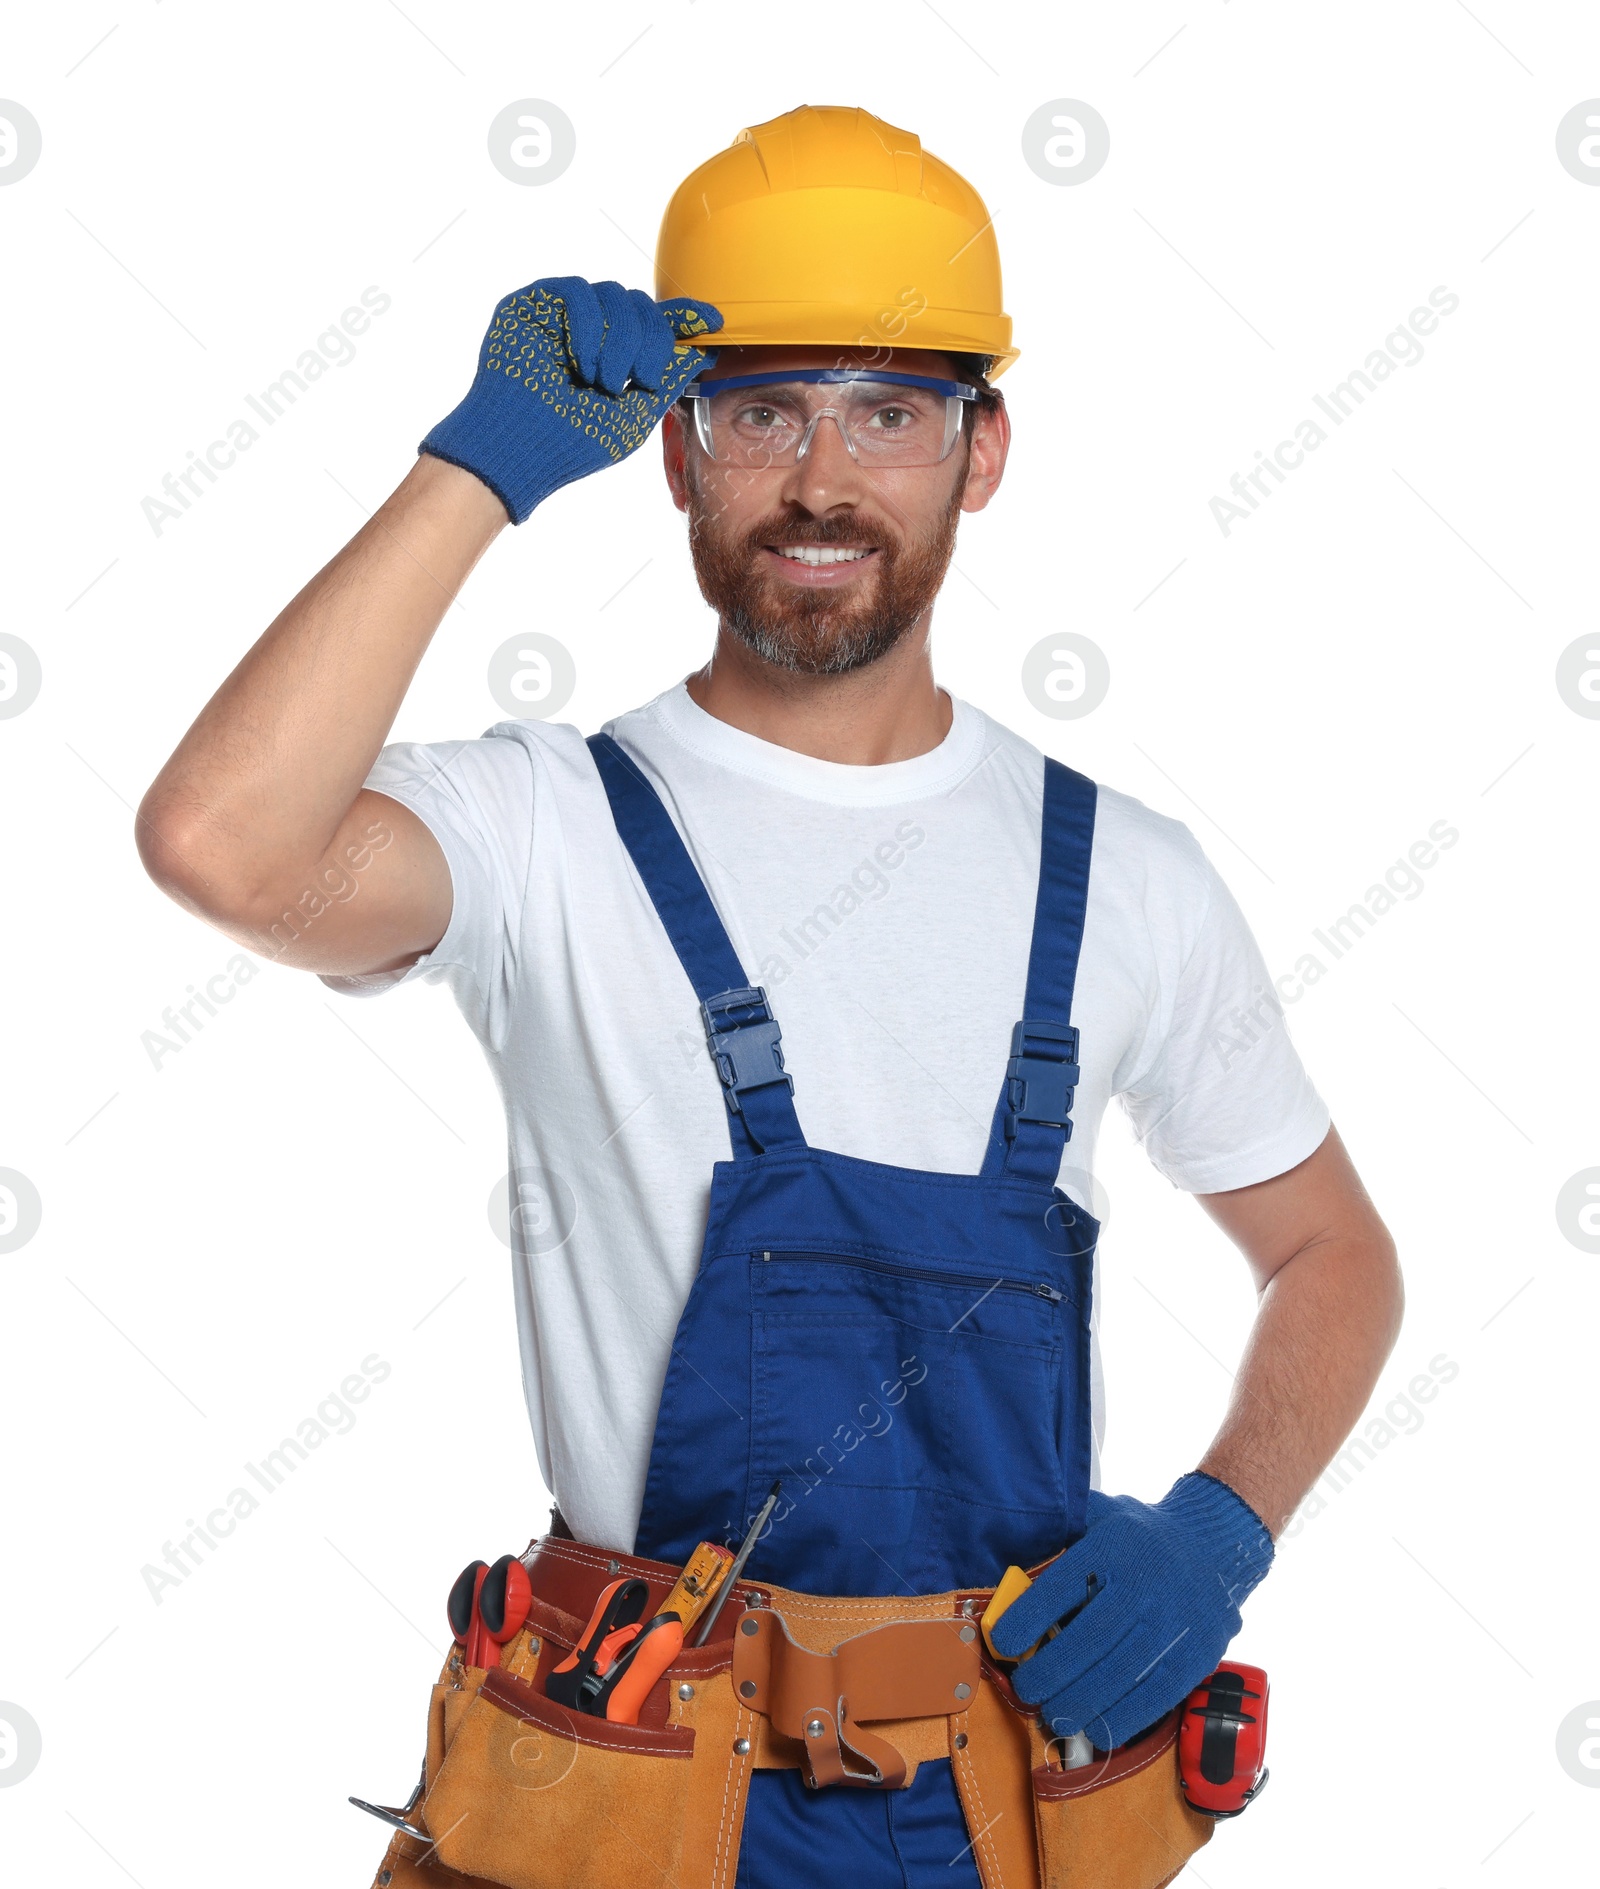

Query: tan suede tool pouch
left=1028, top=1708, right=1215, bottom=1889
left=405, top=1604, right=745, bottom=1889
left=420, top=1668, right=695, bottom=1887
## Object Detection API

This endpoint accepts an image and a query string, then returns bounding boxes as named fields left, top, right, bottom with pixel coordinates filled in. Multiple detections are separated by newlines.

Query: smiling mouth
left=768, top=544, right=880, bottom=566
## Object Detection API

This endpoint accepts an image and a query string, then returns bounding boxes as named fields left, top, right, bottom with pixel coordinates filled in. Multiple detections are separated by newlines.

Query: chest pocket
left=748, top=1247, right=1068, bottom=1593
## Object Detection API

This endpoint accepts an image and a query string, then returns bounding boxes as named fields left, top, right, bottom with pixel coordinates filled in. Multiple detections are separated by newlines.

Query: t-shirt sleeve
left=319, top=731, right=534, bottom=1048
left=1116, top=835, right=1331, bottom=1194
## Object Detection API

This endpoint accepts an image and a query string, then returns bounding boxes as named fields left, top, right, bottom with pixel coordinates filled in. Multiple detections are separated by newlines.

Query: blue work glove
left=420, top=276, right=721, bottom=524
left=989, top=1471, right=1275, bottom=1751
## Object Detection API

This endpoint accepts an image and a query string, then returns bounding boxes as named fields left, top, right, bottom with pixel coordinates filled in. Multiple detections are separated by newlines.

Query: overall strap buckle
left=701, top=986, right=795, bottom=1115
left=1004, top=1018, right=1080, bottom=1144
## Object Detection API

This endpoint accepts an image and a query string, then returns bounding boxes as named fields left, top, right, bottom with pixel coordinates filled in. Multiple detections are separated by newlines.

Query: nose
left=779, top=408, right=867, bottom=517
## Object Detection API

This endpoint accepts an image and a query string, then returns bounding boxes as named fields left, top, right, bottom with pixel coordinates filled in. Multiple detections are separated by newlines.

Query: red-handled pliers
left=448, top=1554, right=533, bottom=1669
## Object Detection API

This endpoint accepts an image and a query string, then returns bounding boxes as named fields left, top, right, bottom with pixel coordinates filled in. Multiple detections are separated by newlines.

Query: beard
left=683, top=461, right=968, bottom=677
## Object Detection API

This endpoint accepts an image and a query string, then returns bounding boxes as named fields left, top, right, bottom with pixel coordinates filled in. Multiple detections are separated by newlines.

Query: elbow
left=1373, top=1223, right=1405, bottom=1360
left=136, top=787, right=203, bottom=902
left=136, top=786, right=209, bottom=903
left=135, top=788, right=264, bottom=935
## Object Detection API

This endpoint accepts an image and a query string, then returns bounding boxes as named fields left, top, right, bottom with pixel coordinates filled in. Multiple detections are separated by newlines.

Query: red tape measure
left=1178, top=1661, right=1269, bottom=1818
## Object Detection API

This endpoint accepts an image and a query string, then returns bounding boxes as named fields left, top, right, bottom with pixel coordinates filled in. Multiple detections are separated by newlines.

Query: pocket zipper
left=754, top=1248, right=1063, bottom=1303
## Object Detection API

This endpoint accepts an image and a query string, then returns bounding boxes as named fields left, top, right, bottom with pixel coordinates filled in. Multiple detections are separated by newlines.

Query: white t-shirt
left=326, top=684, right=1330, bottom=1552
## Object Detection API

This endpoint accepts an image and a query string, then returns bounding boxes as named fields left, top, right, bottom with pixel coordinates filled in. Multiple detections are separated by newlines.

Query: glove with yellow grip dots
left=420, top=276, right=721, bottom=524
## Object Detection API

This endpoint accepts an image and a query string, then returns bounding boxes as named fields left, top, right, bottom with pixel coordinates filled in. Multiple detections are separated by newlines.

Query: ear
left=662, top=407, right=691, bottom=513
left=959, top=398, right=1010, bottom=515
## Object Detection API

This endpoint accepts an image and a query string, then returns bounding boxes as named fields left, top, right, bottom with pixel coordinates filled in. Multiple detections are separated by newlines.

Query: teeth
left=775, top=545, right=872, bottom=566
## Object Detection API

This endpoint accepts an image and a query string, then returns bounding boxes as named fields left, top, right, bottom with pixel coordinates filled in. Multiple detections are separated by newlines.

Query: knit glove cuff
left=421, top=376, right=610, bottom=524
left=1157, top=1470, right=1276, bottom=1609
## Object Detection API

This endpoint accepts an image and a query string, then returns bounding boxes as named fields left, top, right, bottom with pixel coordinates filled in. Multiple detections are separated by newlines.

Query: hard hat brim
left=673, top=305, right=1018, bottom=380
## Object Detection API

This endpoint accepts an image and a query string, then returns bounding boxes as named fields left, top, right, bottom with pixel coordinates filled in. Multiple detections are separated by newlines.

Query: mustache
left=744, top=512, right=898, bottom=552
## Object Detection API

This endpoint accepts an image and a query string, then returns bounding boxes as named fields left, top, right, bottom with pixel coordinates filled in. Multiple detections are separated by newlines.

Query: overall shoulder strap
left=587, top=733, right=805, bottom=1158
left=981, top=756, right=1098, bottom=1186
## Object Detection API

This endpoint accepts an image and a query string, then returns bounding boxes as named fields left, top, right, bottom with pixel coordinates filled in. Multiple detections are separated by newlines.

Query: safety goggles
left=679, top=369, right=978, bottom=468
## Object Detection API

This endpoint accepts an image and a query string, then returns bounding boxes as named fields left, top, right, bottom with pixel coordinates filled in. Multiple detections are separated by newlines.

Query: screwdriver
left=692, top=1480, right=782, bottom=1646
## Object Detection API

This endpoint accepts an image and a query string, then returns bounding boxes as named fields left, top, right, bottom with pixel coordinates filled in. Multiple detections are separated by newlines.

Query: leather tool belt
left=361, top=1532, right=1216, bottom=1889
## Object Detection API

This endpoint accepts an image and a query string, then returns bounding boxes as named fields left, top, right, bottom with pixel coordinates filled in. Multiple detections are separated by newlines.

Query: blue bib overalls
left=588, top=735, right=1101, bottom=1888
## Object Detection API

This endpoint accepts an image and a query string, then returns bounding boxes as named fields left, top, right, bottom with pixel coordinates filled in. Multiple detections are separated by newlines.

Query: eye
left=735, top=403, right=790, bottom=430
left=867, top=405, right=913, bottom=431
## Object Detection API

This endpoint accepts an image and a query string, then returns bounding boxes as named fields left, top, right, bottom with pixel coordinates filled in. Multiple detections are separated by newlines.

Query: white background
left=2, top=3, right=1598, bottom=1883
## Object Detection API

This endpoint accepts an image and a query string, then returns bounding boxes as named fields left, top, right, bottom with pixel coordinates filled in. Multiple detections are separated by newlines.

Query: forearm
left=1198, top=1226, right=1404, bottom=1537
left=998, top=1137, right=1400, bottom=1744
left=138, top=453, right=506, bottom=914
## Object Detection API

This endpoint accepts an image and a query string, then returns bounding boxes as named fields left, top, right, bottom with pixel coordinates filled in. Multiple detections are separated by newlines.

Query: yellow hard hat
left=656, top=105, right=1017, bottom=380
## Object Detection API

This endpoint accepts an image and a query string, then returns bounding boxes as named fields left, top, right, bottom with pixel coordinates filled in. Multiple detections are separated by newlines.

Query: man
left=139, top=107, right=1401, bottom=1888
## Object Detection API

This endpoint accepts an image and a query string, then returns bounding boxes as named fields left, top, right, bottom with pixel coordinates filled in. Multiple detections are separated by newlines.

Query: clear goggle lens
left=680, top=370, right=978, bottom=469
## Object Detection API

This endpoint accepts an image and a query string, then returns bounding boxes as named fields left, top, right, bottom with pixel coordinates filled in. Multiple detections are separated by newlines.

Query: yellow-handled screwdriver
left=981, top=1562, right=1096, bottom=1769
